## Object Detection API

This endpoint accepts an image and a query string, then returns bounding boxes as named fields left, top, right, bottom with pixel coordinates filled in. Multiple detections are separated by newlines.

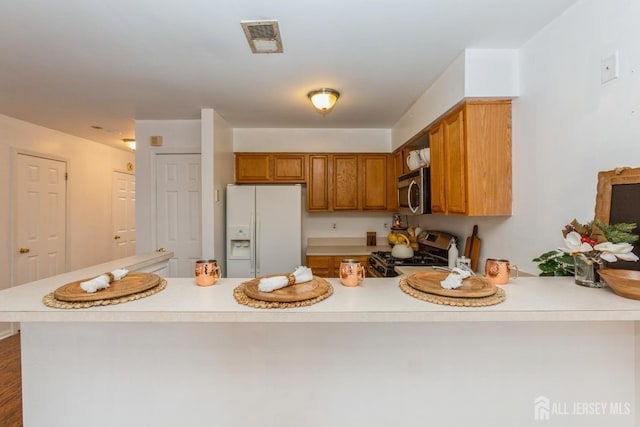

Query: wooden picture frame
left=595, top=167, right=640, bottom=223
left=594, top=166, right=640, bottom=270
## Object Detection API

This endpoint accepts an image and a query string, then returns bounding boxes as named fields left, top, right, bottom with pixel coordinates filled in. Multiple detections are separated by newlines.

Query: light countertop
left=306, top=245, right=390, bottom=256
left=2, top=267, right=640, bottom=322
left=305, top=237, right=390, bottom=256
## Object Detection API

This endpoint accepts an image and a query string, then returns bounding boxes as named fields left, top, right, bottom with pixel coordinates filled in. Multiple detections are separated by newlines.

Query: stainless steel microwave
left=398, top=167, right=431, bottom=215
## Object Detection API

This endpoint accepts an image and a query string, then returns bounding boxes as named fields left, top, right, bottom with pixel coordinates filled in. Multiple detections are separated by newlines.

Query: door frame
left=149, top=147, right=200, bottom=253
left=11, top=148, right=71, bottom=288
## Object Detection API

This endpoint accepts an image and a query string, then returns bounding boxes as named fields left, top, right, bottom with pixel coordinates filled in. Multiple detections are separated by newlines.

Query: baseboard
left=0, top=323, right=16, bottom=340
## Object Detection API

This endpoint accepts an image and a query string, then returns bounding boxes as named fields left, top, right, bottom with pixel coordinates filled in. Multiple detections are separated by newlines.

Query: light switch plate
left=601, top=51, right=619, bottom=84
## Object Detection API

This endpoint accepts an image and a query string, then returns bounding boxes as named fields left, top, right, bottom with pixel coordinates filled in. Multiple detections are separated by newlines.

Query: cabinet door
left=429, top=123, right=446, bottom=214
left=393, top=150, right=405, bottom=179
left=307, top=155, right=331, bottom=211
left=305, top=256, right=332, bottom=277
left=332, top=155, right=359, bottom=210
left=443, top=108, right=467, bottom=214
left=273, top=154, right=306, bottom=182
left=464, top=101, right=512, bottom=215
left=386, top=155, right=399, bottom=211
left=235, top=154, right=271, bottom=182
left=360, top=155, right=388, bottom=210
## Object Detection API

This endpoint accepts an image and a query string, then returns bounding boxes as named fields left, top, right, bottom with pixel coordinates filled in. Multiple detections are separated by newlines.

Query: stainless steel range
left=368, top=230, right=454, bottom=277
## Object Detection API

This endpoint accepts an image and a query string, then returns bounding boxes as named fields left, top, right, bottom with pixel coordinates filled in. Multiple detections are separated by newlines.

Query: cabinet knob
left=113, top=235, right=121, bottom=240
left=19, top=247, right=30, bottom=254
left=157, top=247, right=166, bottom=252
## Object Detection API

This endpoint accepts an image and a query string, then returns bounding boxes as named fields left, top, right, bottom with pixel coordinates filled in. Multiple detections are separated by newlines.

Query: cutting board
left=464, top=225, right=481, bottom=272
left=406, top=271, right=496, bottom=298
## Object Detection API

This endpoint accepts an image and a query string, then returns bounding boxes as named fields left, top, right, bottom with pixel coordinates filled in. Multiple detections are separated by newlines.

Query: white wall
left=391, top=49, right=519, bottom=149
left=392, top=52, right=466, bottom=150
left=514, top=0, right=640, bottom=271
left=408, top=0, right=640, bottom=275
left=135, top=120, right=201, bottom=253
left=0, top=114, right=134, bottom=337
left=234, top=128, right=391, bottom=152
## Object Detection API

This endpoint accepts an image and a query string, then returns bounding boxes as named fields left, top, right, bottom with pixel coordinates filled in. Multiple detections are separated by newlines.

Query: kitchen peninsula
left=1, top=264, right=639, bottom=426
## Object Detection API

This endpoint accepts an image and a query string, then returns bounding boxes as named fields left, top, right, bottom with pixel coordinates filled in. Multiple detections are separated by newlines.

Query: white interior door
left=112, top=171, right=136, bottom=259
left=14, top=153, right=67, bottom=286
left=156, top=154, right=201, bottom=277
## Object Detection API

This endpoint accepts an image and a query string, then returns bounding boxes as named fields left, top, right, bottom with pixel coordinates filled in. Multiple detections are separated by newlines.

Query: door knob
left=114, top=235, right=121, bottom=240
left=157, top=247, right=166, bottom=252
left=19, top=247, right=30, bottom=254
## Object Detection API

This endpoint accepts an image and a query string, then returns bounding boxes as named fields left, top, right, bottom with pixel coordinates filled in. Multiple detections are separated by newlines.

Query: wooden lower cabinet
left=306, top=255, right=369, bottom=278
left=305, top=256, right=333, bottom=277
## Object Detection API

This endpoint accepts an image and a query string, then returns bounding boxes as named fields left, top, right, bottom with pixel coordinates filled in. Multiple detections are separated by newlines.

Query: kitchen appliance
left=368, top=230, right=454, bottom=277
left=226, top=184, right=302, bottom=278
left=398, top=166, right=431, bottom=215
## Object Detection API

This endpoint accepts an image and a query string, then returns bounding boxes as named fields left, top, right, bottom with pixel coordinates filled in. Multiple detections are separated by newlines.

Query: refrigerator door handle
left=255, top=215, right=260, bottom=273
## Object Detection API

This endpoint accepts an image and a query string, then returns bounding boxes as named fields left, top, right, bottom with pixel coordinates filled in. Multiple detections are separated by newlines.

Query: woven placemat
left=43, top=279, right=167, bottom=309
left=234, top=282, right=334, bottom=309
left=399, top=277, right=506, bottom=307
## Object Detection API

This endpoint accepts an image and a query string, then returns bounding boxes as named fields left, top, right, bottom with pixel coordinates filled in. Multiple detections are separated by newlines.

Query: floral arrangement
left=533, top=219, right=639, bottom=276
left=562, top=219, right=639, bottom=262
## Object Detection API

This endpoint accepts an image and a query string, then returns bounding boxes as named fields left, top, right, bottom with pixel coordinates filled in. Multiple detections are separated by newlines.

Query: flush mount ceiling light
left=241, top=20, right=283, bottom=54
left=307, top=88, right=340, bottom=114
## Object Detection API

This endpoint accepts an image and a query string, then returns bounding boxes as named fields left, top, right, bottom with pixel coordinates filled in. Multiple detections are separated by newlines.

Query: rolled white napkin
left=440, top=267, right=471, bottom=290
left=80, top=268, right=129, bottom=293
left=258, top=266, right=313, bottom=292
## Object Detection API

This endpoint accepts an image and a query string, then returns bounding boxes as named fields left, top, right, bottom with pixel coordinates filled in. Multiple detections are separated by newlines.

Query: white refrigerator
left=226, top=184, right=302, bottom=278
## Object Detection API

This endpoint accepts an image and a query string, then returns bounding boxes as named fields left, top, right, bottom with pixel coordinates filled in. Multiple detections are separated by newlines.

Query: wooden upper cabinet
left=307, top=154, right=331, bottom=211
left=235, top=152, right=396, bottom=212
left=428, top=123, right=446, bottom=214
left=235, top=154, right=271, bottom=182
left=464, top=101, right=512, bottom=215
left=235, top=153, right=306, bottom=183
left=429, top=100, right=512, bottom=216
left=360, top=154, right=388, bottom=210
left=273, top=154, right=306, bottom=182
left=442, top=108, right=467, bottom=215
left=333, top=155, right=359, bottom=210
left=306, top=153, right=394, bottom=212
left=393, top=150, right=405, bottom=179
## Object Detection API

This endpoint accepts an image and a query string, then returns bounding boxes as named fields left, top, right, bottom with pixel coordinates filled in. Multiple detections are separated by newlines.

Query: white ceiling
left=0, top=0, right=578, bottom=150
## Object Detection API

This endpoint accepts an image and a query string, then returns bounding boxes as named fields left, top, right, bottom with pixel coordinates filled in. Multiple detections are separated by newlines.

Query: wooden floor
left=0, top=332, right=22, bottom=427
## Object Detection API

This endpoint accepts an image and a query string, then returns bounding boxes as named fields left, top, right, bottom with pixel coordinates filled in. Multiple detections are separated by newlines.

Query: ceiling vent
left=241, top=20, right=283, bottom=54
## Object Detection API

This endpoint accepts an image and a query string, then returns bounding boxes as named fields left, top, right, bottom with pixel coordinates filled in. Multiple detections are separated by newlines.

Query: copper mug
left=340, top=259, right=365, bottom=287
left=485, top=258, right=518, bottom=285
left=195, top=259, right=220, bottom=286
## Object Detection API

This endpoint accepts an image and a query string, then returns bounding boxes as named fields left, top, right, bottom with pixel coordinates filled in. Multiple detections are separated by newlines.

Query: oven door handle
left=408, top=180, right=419, bottom=214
